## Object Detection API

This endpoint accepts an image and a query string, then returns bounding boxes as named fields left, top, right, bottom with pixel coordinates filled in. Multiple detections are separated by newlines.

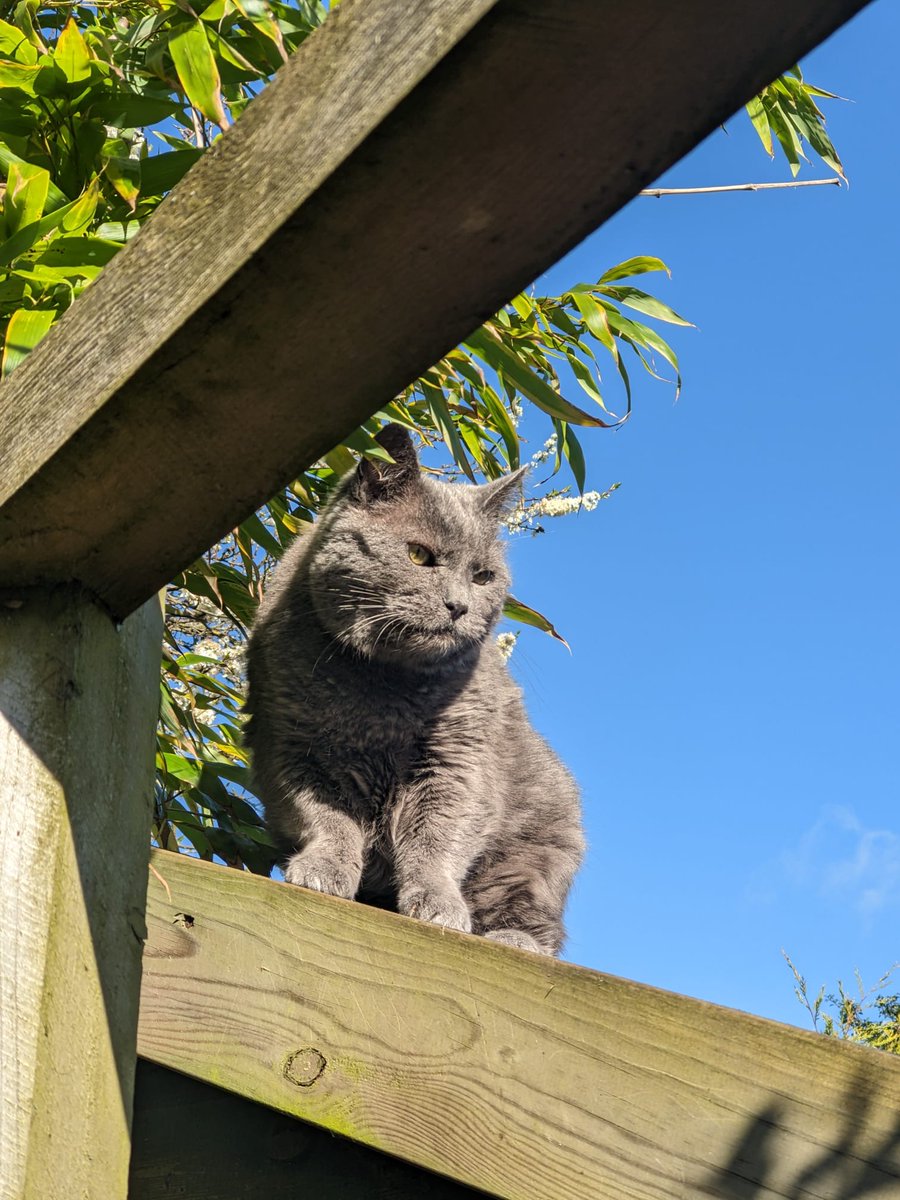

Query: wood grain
left=139, top=850, right=900, bottom=1200
left=0, top=589, right=162, bottom=1200
left=0, top=0, right=870, bottom=619
left=129, top=1060, right=485, bottom=1199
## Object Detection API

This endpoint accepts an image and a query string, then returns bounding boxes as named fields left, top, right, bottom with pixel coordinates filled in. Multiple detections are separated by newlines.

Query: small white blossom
left=193, top=637, right=222, bottom=660
left=529, top=434, right=558, bottom=464
left=496, top=631, right=518, bottom=660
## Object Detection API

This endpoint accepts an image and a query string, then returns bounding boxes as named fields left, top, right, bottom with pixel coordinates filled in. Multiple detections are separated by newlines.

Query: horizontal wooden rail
left=0, top=0, right=869, bottom=619
left=139, top=851, right=900, bottom=1200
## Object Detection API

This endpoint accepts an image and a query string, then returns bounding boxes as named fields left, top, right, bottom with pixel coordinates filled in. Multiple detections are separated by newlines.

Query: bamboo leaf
left=425, top=384, right=476, bottom=481
left=599, top=256, right=670, bottom=283
left=55, top=17, right=92, bottom=83
left=465, top=326, right=616, bottom=428
left=0, top=141, right=68, bottom=211
left=1, top=306, right=54, bottom=376
left=745, top=93, right=773, bottom=156
left=597, top=285, right=693, bottom=327
left=169, top=19, right=227, bottom=126
left=3, top=160, right=48, bottom=236
left=503, top=594, right=569, bottom=650
left=571, top=291, right=618, bottom=360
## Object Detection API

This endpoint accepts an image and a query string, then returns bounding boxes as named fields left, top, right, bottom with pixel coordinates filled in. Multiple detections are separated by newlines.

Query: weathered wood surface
left=0, top=0, right=870, bottom=620
left=0, top=589, right=162, bottom=1200
left=129, top=1060, right=485, bottom=1199
left=139, top=851, right=900, bottom=1200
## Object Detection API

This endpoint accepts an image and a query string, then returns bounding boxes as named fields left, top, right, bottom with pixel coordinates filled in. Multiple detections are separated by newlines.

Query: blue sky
left=505, top=0, right=899, bottom=1027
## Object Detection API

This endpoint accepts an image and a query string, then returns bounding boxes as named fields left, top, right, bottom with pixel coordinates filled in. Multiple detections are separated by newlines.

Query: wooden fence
left=1, top=1, right=893, bottom=1198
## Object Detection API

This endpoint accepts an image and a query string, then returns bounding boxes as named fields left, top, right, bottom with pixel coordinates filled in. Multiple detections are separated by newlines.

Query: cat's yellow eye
left=408, top=542, right=436, bottom=567
left=473, top=568, right=494, bottom=586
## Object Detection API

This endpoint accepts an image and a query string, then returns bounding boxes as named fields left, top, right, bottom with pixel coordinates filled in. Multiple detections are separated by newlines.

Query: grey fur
left=245, top=425, right=584, bottom=955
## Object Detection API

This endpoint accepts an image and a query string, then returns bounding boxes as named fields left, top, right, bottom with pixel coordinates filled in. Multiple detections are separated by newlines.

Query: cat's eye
left=408, top=542, right=436, bottom=567
left=472, top=568, right=494, bottom=585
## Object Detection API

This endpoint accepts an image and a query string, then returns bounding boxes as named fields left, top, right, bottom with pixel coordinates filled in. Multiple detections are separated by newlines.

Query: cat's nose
left=445, top=599, right=469, bottom=621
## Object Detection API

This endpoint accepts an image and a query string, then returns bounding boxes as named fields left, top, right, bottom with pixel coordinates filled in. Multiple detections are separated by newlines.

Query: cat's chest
left=316, top=684, right=428, bottom=805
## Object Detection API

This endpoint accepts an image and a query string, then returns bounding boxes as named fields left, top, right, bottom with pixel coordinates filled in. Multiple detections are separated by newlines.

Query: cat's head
left=306, top=424, right=526, bottom=670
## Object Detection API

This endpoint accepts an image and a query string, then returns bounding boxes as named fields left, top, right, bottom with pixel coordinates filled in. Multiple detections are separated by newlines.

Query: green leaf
left=480, top=384, right=519, bottom=468
left=59, top=177, right=99, bottom=235
left=0, top=190, right=84, bottom=267
left=0, top=141, right=68, bottom=211
left=571, top=291, right=618, bottom=361
left=465, top=326, right=616, bottom=428
left=1, top=306, right=54, bottom=376
left=169, top=20, right=227, bottom=127
left=0, top=60, right=40, bottom=93
left=89, top=95, right=180, bottom=126
left=238, top=511, right=283, bottom=559
left=342, top=425, right=396, bottom=463
left=555, top=420, right=586, bottom=493
left=599, top=256, right=670, bottom=283
left=35, top=235, right=121, bottom=268
left=4, top=160, right=48, bottom=236
left=597, top=285, right=693, bottom=327
left=745, top=93, right=773, bottom=156
left=102, top=142, right=140, bottom=210
left=158, top=752, right=203, bottom=785
left=55, top=17, right=92, bottom=83
left=503, top=594, right=569, bottom=650
left=565, top=352, right=607, bottom=411
left=425, top=383, right=476, bottom=481
left=139, top=148, right=202, bottom=196
left=95, top=219, right=141, bottom=243
left=0, top=17, right=35, bottom=62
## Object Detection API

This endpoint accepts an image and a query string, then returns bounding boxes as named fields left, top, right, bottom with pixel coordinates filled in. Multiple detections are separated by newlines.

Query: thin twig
left=640, top=177, right=842, bottom=197
left=149, top=860, right=172, bottom=903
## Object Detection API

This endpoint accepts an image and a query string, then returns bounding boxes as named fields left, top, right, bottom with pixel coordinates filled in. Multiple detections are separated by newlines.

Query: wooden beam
left=138, top=851, right=900, bottom=1200
left=129, top=1060, right=483, bottom=1199
left=0, top=0, right=870, bottom=620
left=0, top=590, right=162, bottom=1199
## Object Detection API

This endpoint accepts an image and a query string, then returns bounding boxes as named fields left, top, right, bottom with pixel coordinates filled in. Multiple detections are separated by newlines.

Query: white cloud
left=779, top=806, right=900, bottom=918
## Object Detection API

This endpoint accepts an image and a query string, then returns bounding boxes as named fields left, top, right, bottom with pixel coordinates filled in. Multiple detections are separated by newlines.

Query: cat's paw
left=484, top=929, right=548, bottom=954
left=284, top=852, right=359, bottom=900
left=399, top=886, right=472, bottom=933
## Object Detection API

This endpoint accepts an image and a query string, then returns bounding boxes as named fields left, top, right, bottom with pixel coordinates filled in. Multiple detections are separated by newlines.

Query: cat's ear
left=477, top=465, right=529, bottom=520
left=350, top=423, right=421, bottom=504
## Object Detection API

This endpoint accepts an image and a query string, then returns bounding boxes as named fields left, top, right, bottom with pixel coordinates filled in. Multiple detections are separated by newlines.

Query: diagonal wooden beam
left=138, top=851, right=900, bottom=1200
left=0, top=0, right=870, bottom=620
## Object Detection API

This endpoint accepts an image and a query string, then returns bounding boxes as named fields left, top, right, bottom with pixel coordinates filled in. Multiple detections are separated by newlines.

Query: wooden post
left=0, top=587, right=161, bottom=1200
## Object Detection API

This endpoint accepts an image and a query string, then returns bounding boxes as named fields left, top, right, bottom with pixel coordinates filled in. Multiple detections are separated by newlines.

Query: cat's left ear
left=349, top=423, right=421, bottom=505
left=477, top=466, right=529, bottom=520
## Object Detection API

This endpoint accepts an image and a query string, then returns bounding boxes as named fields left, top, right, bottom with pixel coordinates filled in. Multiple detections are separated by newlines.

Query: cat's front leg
left=391, top=782, right=481, bottom=934
left=277, top=787, right=366, bottom=901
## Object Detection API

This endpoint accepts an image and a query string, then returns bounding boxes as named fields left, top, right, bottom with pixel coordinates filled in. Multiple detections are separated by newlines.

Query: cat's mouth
left=367, top=618, right=473, bottom=663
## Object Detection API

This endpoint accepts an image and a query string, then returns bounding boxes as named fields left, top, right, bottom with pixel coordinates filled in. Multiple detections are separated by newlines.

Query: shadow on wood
left=700, top=1078, right=900, bottom=1199
left=129, top=1060, right=485, bottom=1199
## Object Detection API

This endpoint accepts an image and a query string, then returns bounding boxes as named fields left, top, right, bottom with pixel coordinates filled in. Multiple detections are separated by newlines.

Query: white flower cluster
left=496, top=631, right=519, bottom=660
left=504, top=486, right=610, bottom=533
left=534, top=490, right=604, bottom=517
left=529, top=434, right=558, bottom=464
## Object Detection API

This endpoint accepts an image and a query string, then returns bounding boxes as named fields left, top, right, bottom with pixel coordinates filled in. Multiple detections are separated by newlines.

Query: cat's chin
left=362, top=626, right=479, bottom=670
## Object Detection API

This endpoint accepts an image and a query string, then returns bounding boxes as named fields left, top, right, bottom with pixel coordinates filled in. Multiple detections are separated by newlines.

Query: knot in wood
left=284, top=1047, right=327, bottom=1088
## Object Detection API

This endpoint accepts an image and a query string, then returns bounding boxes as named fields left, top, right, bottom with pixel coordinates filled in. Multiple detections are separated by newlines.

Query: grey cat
left=245, top=424, right=584, bottom=955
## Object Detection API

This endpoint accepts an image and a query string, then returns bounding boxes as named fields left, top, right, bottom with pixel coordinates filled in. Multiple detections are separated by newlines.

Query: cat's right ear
left=349, top=423, right=421, bottom=504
